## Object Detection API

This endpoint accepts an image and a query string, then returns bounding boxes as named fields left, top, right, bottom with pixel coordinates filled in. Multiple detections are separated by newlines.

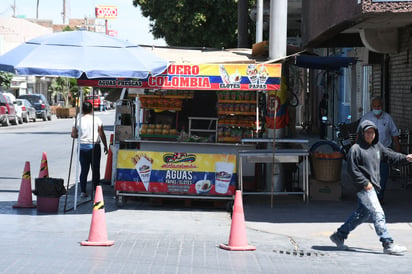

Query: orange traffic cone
left=104, top=134, right=113, bottom=182
left=81, top=185, right=114, bottom=246
left=39, top=152, right=49, bottom=178
left=220, top=190, right=256, bottom=251
left=13, top=161, right=36, bottom=208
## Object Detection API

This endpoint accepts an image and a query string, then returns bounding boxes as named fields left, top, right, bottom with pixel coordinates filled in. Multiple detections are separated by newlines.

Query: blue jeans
left=336, top=188, right=393, bottom=246
left=79, top=144, right=101, bottom=193
left=378, top=161, right=389, bottom=201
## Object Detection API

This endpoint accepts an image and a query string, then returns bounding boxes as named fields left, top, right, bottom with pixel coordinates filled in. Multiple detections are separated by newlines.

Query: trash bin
left=33, top=178, right=66, bottom=213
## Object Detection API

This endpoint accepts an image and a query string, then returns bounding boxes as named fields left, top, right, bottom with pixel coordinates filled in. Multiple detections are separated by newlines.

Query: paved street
left=1, top=110, right=412, bottom=273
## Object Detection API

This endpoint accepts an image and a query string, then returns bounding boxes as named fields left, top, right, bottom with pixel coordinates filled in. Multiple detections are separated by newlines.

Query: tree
left=49, top=77, right=71, bottom=107
left=133, top=0, right=247, bottom=48
left=0, top=72, right=13, bottom=90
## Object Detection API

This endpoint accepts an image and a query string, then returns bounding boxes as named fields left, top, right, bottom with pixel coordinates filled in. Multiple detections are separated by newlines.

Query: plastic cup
left=215, top=162, right=234, bottom=194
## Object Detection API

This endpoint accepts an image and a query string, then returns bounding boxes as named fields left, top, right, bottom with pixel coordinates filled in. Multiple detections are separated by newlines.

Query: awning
left=294, top=55, right=357, bottom=70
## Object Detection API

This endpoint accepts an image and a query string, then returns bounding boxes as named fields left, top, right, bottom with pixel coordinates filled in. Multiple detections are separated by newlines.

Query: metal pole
left=105, top=19, right=108, bottom=35
left=269, top=0, right=288, bottom=60
left=73, top=87, right=83, bottom=210
left=64, top=94, right=79, bottom=212
left=237, top=0, right=249, bottom=48
left=271, top=99, right=278, bottom=208
left=256, top=0, right=264, bottom=43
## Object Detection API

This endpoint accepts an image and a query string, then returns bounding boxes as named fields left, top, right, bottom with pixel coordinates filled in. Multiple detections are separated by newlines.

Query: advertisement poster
left=116, top=150, right=237, bottom=196
left=77, top=63, right=281, bottom=91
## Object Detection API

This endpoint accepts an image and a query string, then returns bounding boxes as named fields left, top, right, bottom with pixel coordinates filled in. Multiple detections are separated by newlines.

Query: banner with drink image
left=115, top=150, right=237, bottom=196
left=77, top=63, right=282, bottom=91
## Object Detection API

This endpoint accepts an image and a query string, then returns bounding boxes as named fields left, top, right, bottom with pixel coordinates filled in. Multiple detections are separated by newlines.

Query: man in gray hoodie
left=330, top=119, right=412, bottom=255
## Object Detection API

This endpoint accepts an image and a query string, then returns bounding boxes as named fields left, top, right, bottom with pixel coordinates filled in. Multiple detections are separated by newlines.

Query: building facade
left=301, top=0, right=412, bottom=137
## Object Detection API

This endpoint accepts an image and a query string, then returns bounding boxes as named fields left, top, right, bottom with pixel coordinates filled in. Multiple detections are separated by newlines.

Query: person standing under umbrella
left=71, top=101, right=108, bottom=197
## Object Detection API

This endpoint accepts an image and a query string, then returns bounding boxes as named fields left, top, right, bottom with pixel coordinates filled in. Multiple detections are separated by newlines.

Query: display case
left=138, top=90, right=194, bottom=140
left=217, top=91, right=257, bottom=143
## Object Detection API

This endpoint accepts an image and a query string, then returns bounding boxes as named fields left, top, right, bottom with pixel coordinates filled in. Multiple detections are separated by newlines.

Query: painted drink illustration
left=214, top=162, right=234, bottom=194
left=246, top=64, right=258, bottom=84
left=135, top=156, right=152, bottom=191
left=219, top=65, right=231, bottom=84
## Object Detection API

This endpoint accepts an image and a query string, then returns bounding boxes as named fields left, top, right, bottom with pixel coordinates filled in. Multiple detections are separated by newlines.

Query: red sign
left=95, top=5, right=118, bottom=19
left=108, top=30, right=118, bottom=37
left=77, top=64, right=282, bottom=91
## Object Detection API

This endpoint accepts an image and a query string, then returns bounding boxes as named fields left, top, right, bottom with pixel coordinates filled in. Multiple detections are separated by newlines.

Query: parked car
left=15, top=99, right=36, bottom=123
left=0, top=92, right=18, bottom=126
left=85, top=95, right=102, bottom=110
left=18, top=94, right=52, bottom=121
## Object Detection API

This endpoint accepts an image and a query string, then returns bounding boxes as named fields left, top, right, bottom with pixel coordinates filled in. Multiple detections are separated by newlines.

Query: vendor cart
left=78, top=63, right=306, bottom=207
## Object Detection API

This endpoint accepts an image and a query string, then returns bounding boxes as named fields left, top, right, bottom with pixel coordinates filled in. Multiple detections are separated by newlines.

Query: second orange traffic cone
left=220, top=190, right=256, bottom=251
left=104, top=134, right=113, bottom=182
left=39, top=152, right=49, bottom=178
left=13, top=161, right=36, bottom=208
left=81, top=185, right=114, bottom=246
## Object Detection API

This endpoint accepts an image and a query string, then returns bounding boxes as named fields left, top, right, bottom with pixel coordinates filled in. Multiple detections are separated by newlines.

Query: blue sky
left=0, top=0, right=166, bottom=46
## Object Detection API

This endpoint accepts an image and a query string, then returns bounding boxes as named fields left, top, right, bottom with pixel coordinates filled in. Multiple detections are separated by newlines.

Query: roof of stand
left=139, top=46, right=256, bottom=64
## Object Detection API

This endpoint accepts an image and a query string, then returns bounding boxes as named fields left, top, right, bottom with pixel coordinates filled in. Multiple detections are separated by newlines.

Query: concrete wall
left=387, top=25, right=412, bottom=131
left=370, top=25, right=412, bottom=131
left=302, top=0, right=361, bottom=46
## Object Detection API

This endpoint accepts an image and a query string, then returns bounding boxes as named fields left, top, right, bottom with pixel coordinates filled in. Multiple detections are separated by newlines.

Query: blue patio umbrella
left=0, top=30, right=168, bottom=78
left=0, top=30, right=169, bottom=211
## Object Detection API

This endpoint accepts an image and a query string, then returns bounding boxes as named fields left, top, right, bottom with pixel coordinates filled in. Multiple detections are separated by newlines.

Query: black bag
left=33, top=178, right=67, bottom=198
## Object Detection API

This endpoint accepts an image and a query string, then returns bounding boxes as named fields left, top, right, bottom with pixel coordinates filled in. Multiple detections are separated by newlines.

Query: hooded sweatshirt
left=347, top=119, right=408, bottom=192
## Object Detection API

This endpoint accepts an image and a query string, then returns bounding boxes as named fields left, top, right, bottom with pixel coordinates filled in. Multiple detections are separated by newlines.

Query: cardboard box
left=310, top=177, right=341, bottom=201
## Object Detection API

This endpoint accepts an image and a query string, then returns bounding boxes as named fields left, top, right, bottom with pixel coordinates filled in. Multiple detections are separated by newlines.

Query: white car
left=14, top=98, right=36, bottom=123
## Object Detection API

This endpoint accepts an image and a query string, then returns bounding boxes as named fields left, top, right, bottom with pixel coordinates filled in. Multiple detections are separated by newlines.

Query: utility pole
left=237, top=0, right=249, bottom=48
left=36, top=0, right=39, bottom=20
left=62, top=0, right=66, bottom=24
left=11, top=0, right=16, bottom=17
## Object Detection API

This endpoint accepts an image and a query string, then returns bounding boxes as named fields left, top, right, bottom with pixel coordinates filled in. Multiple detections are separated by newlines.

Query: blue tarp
left=295, top=55, right=356, bottom=70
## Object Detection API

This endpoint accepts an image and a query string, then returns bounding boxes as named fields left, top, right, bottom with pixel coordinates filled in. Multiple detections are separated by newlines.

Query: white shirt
left=361, top=111, right=399, bottom=147
left=73, top=114, right=103, bottom=144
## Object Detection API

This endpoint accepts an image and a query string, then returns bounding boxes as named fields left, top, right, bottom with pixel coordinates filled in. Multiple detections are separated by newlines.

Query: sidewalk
left=1, top=128, right=412, bottom=273
left=1, top=175, right=412, bottom=273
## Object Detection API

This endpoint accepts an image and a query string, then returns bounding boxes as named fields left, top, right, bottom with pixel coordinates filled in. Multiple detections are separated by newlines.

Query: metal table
left=241, top=138, right=309, bottom=144
left=238, top=148, right=310, bottom=204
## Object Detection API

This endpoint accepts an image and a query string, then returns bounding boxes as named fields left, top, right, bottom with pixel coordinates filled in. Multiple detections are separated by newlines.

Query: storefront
left=78, top=63, right=288, bottom=204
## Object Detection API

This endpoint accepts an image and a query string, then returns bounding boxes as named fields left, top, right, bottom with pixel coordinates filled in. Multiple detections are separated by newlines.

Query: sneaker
left=383, top=244, right=407, bottom=255
left=80, top=192, right=89, bottom=198
left=330, top=232, right=348, bottom=250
